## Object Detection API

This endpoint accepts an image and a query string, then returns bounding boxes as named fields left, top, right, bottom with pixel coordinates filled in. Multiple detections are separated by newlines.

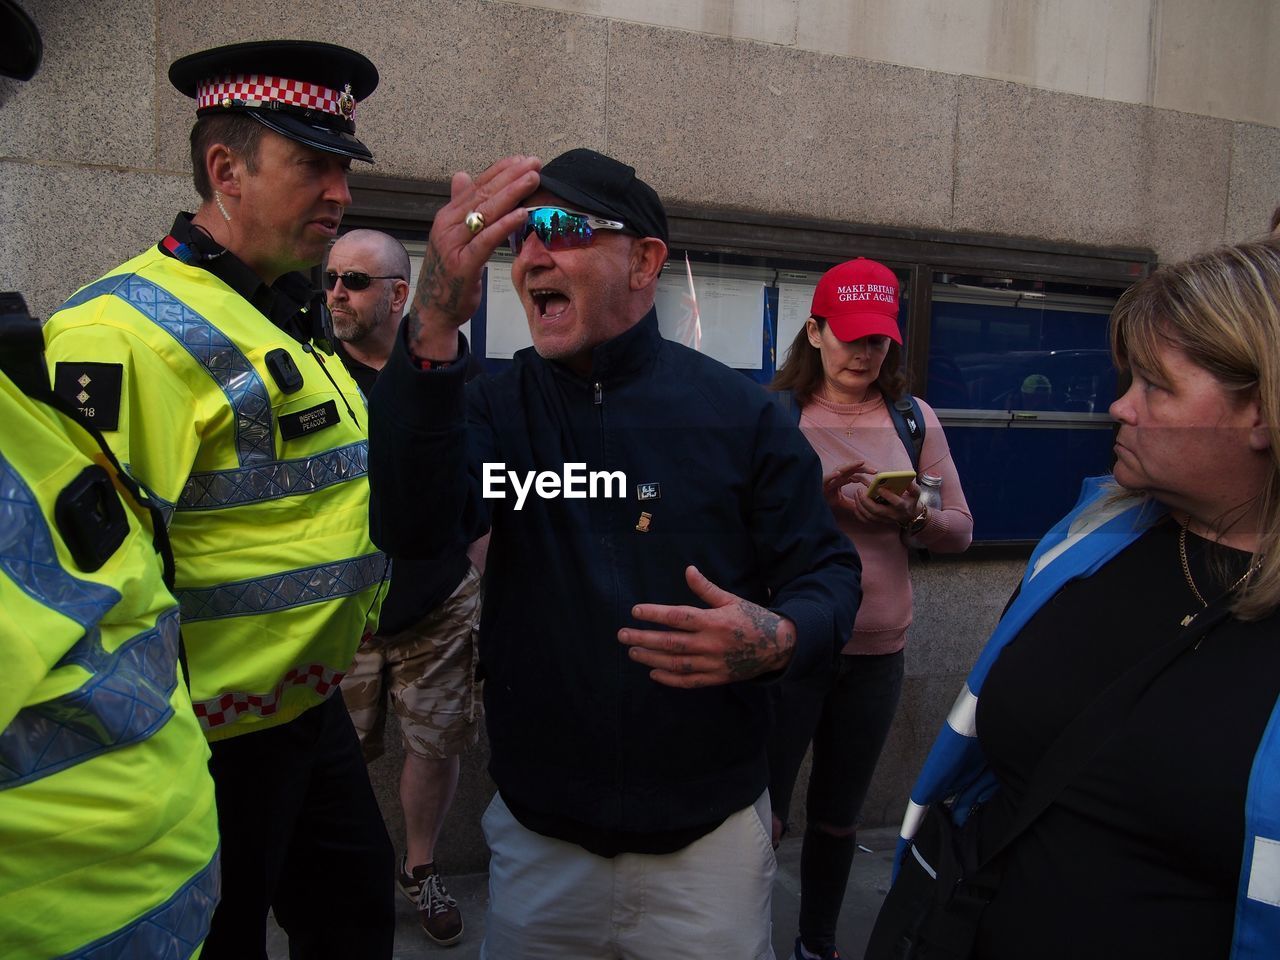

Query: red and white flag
left=675, top=252, right=702, bottom=351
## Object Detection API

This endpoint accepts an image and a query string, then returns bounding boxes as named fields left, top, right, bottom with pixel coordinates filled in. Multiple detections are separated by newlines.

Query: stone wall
left=4, top=1, right=1278, bottom=320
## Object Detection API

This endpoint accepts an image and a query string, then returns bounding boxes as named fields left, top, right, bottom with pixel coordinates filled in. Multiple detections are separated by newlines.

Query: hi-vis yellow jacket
left=44, top=246, right=386, bottom=741
left=0, top=371, right=220, bottom=959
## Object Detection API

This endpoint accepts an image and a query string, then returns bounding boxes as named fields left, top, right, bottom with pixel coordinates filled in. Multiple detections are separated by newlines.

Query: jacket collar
left=163, top=212, right=326, bottom=344
left=550, top=306, right=661, bottom=383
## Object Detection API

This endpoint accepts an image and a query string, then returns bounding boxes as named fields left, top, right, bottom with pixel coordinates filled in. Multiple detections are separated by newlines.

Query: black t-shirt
left=972, top=517, right=1280, bottom=960
left=335, top=341, right=379, bottom=398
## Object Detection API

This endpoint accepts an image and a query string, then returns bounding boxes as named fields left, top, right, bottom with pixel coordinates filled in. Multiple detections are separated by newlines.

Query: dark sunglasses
left=508, top=206, right=627, bottom=255
left=323, top=270, right=405, bottom=291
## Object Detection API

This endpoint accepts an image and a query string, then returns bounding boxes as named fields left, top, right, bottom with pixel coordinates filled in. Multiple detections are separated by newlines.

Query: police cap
left=169, top=40, right=378, bottom=163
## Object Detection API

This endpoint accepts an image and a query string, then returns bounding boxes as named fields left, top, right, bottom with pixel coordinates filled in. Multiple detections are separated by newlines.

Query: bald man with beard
left=325, top=229, right=411, bottom=394
left=327, top=229, right=484, bottom=947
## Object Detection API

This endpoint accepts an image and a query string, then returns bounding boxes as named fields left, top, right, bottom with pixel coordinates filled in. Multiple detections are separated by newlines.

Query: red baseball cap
left=810, top=258, right=902, bottom=343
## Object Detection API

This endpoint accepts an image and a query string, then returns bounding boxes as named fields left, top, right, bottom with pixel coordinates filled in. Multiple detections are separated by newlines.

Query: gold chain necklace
left=1178, top=515, right=1257, bottom=627
left=830, top=387, right=877, bottom=437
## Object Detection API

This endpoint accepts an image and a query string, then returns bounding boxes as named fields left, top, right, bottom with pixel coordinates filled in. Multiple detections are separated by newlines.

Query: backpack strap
left=888, top=396, right=925, bottom=472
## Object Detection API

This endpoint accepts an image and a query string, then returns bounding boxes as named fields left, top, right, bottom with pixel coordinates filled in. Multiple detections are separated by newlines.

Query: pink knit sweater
left=799, top=391, right=973, bottom=655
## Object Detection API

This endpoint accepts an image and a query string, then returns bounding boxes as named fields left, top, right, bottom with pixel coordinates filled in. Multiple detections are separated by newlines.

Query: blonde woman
left=874, top=238, right=1280, bottom=960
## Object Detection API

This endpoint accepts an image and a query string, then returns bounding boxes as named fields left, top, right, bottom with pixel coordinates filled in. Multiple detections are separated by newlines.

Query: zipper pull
left=593, top=382, right=603, bottom=405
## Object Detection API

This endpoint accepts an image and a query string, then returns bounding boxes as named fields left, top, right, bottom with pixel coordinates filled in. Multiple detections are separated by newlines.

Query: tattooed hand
left=618, top=565, right=797, bottom=688
left=405, top=155, right=541, bottom=360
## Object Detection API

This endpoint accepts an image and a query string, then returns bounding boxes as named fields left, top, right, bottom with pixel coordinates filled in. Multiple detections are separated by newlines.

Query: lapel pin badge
left=637, top=482, right=660, bottom=501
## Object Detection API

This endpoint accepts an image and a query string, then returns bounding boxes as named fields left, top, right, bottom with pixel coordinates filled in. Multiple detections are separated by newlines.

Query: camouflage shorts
left=341, top=563, right=483, bottom=761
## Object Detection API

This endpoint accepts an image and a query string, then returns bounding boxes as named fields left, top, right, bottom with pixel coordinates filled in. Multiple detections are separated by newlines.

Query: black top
left=368, top=310, right=860, bottom=855
left=972, top=517, right=1280, bottom=959
left=335, top=340, right=485, bottom=399
left=334, top=341, right=380, bottom=398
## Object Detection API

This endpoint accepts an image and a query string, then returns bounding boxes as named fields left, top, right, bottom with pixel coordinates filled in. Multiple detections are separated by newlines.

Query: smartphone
left=865, top=470, right=917, bottom=501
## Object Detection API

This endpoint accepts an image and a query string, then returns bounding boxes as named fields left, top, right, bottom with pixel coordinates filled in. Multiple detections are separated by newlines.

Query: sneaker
left=398, top=856, right=464, bottom=946
left=395, top=855, right=422, bottom=904
left=793, top=936, right=842, bottom=960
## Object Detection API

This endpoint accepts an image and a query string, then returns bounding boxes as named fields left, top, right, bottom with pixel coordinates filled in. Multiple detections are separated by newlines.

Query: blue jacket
left=370, top=309, right=860, bottom=844
left=897, top=477, right=1280, bottom=959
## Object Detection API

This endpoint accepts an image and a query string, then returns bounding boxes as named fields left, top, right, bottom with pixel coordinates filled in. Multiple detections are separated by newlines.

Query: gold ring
left=464, top=211, right=485, bottom=235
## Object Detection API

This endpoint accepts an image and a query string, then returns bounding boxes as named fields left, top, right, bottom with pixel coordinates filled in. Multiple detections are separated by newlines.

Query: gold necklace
left=830, top=387, right=877, bottom=437
left=1178, top=515, right=1257, bottom=627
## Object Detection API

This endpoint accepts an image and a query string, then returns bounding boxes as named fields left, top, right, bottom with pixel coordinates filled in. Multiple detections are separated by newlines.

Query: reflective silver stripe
left=56, top=847, right=220, bottom=959
left=178, top=440, right=369, bottom=509
left=176, top=551, right=387, bottom=622
left=0, top=609, right=181, bottom=790
left=56, top=273, right=275, bottom=466
left=910, top=842, right=938, bottom=880
left=0, top=453, right=120, bottom=627
left=0, top=452, right=181, bottom=790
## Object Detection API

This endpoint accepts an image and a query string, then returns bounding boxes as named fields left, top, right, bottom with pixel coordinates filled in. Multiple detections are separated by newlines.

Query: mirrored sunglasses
left=508, top=207, right=627, bottom=255
left=323, top=270, right=405, bottom=291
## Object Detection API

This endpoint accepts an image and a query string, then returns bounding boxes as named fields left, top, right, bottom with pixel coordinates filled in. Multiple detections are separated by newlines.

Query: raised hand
left=619, top=565, right=797, bottom=688
left=406, top=155, right=541, bottom=358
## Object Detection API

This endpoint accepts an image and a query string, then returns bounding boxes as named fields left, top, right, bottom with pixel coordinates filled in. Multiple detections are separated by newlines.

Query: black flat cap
left=537, top=149, right=668, bottom=244
left=169, top=40, right=378, bottom=162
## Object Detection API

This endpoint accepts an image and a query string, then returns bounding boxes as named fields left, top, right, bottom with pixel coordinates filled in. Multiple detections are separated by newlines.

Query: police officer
left=0, top=5, right=219, bottom=957
left=43, top=40, right=393, bottom=958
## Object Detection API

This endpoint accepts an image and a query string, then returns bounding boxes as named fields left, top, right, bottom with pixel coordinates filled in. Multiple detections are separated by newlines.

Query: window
left=346, top=176, right=1151, bottom=544
left=926, top=275, right=1125, bottom=541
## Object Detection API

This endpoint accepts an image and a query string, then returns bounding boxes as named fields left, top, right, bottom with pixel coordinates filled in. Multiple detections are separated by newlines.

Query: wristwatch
left=905, top=506, right=929, bottom=535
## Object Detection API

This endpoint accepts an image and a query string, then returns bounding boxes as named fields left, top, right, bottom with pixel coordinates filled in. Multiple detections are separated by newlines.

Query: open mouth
left=530, top=288, right=571, bottom=321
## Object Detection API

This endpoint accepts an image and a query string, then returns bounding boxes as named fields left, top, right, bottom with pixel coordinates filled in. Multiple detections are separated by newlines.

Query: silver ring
left=464, top=211, right=485, bottom=235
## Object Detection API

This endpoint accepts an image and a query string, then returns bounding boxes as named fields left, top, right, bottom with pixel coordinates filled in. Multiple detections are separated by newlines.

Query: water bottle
left=906, top=473, right=942, bottom=548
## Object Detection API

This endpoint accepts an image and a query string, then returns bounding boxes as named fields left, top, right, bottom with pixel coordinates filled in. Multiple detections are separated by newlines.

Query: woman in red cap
left=767, top=257, right=973, bottom=960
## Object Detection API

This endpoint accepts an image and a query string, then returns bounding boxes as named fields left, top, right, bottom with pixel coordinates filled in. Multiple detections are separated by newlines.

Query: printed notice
left=777, top=282, right=818, bottom=359
left=656, top=275, right=764, bottom=369
left=483, top=265, right=533, bottom=359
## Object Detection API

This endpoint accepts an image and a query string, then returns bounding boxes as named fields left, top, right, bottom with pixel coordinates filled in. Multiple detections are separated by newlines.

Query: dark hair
left=1270, top=204, right=1280, bottom=234
left=769, top=315, right=908, bottom=403
left=189, top=114, right=264, bottom=201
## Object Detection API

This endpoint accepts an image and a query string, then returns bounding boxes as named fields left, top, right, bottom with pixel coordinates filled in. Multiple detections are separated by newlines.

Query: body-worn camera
left=0, top=291, right=49, bottom=398
left=1, top=290, right=131, bottom=571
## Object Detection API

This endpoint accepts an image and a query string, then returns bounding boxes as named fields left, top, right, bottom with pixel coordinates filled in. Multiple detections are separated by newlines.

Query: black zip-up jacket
left=370, top=309, right=860, bottom=854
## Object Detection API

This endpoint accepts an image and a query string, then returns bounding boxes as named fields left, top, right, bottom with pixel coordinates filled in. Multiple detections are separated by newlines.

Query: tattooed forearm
left=406, top=305, right=423, bottom=346
left=416, top=242, right=466, bottom=317
left=723, top=602, right=795, bottom=679
left=743, top=603, right=780, bottom=645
